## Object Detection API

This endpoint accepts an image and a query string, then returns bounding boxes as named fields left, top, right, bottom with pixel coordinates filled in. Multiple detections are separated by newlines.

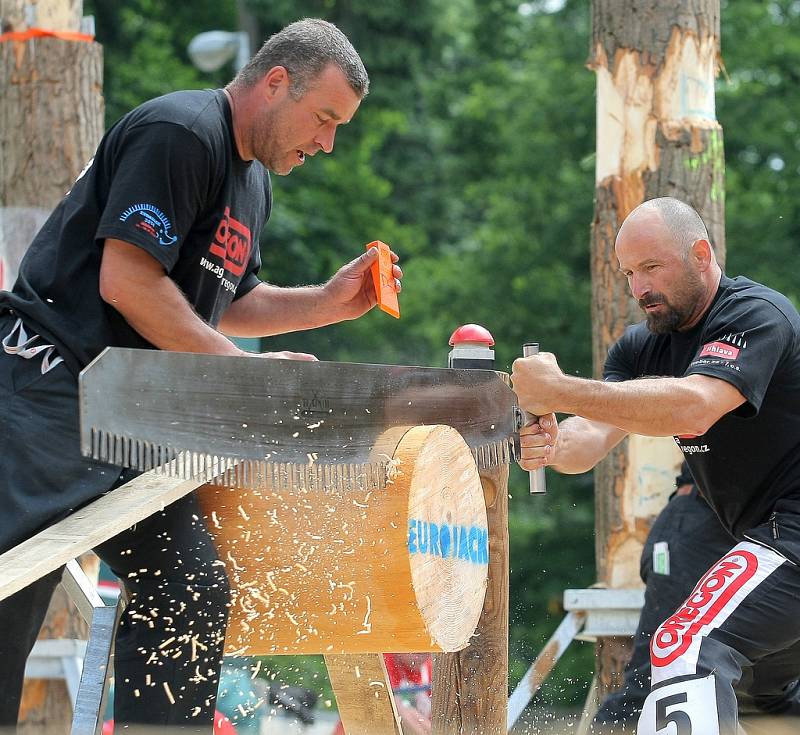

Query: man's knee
left=637, top=674, right=736, bottom=735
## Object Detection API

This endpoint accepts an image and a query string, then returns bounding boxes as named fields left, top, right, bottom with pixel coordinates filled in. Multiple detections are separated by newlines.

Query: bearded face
left=639, top=259, right=706, bottom=334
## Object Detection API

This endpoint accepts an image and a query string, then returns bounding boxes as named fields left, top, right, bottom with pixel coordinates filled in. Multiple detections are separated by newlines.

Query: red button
left=449, top=324, right=494, bottom=346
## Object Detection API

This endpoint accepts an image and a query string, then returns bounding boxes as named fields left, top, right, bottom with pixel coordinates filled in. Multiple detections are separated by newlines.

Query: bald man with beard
left=512, top=197, right=800, bottom=735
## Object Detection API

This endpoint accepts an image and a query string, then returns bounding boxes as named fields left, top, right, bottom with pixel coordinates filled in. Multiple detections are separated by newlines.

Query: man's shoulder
left=120, top=89, right=229, bottom=149
left=130, top=89, right=223, bottom=122
left=617, top=321, right=654, bottom=348
left=606, top=321, right=668, bottom=368
left=716, top=275, right=800, bottom=328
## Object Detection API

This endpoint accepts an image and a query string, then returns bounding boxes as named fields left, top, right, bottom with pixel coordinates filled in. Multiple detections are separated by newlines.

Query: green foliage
left=85, top=0, right=237, bottom=125
left=246, top=654, right=336, bottom=709
left=509, top=470, right=596, bottom=706
left=719, top=0, right=800, bottom=305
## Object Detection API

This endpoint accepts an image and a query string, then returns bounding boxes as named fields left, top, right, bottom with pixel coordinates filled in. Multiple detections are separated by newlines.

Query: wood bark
left=1, top=2, right=103, bottom=731
left=0, top=37, right=103, bottom=288
left=1, top=0, right=82, bottom=35
left=589, top=0, right=723, bottom=706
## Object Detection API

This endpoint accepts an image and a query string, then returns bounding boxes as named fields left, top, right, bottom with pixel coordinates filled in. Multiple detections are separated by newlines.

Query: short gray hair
left=232, top=18, right=369, bottom=99
left=640, top=197, right=710, bottom=257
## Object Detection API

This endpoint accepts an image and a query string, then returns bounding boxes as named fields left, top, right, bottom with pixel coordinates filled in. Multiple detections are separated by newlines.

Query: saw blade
left=79, top=348, right=520, bottom=487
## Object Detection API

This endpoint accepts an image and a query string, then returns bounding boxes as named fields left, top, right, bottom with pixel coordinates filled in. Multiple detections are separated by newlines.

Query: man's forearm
left=555, top=375, right=712, bottom=437
left=220, top=283, right=339, bottom=337
left=549, top=416, right=627, bottom=474
left=105, top=274, right=244, bottom=355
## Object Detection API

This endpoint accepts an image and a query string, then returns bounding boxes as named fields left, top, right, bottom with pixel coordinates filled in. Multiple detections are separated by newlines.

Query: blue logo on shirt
left=119, top=203, right=177, bottom=247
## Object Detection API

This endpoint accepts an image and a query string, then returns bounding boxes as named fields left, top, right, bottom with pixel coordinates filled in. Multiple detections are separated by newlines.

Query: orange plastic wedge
left=366, top=240, right=400, bottom=319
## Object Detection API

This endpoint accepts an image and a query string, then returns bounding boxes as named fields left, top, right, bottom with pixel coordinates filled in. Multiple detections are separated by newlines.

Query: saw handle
left=522, top=343, right=547, bottom=495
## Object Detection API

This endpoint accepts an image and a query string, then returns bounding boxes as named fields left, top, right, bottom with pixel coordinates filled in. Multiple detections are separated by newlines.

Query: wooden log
left=198, top=424, right=490, bottom=655
left=1, top=0, right=83, bottom=34
left=431, top=459, right=509, bottom=735
left=325, top=654, right=402, bottom=735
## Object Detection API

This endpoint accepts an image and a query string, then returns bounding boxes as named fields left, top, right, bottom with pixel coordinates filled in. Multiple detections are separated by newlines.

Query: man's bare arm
left=220, top=245, right=402, bottom=337
left=100, top=239, right=245, bottom=355
left=219, top=282, right=332, bottom=337
left=550, top=416, right=628, bottom=474
left=518, top=414, right=627, bottom=474
left=512, top=353, right=747, bottom=438
left=555, top=373, right=745, bottom=437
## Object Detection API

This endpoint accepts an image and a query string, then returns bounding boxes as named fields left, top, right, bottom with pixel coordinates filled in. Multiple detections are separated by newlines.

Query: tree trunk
left=0, top=0, right=83, bottom=34
left=588, top=0, right=724, bottom=706
left=1, top=2, right=103, bottom=731
left=0, top=30, right=103, bottom=288
left=236, top=0, right=260, bottom=63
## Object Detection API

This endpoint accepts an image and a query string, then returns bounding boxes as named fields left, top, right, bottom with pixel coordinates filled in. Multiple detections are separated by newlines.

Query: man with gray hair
left=512, top=197, right=800, bottom=734
left=0, top=18, right=400, bottom=733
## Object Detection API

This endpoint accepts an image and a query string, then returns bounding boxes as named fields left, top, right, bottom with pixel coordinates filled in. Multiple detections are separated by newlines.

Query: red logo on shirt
left=651, top=550, right=758, bottom=666
left=208, top=206, right=251, bottom=277
left=699, top=341, right=740, bottom=360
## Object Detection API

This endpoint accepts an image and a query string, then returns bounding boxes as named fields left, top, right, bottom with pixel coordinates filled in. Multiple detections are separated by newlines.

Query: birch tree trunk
left=1, top=1, right=103, bottom=731
left=588, top=0, right=724, bottom=705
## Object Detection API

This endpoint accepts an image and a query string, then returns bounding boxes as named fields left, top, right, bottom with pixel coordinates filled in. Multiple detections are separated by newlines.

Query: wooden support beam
left=325, top=654, right=402, bottom=735
left=0, top=466, right=209, bottom=602
left=431, top=460, right=509, bottom=734
left=506, top=611, right=587, bottom=732
left=60, top=561, right=104, bottom=624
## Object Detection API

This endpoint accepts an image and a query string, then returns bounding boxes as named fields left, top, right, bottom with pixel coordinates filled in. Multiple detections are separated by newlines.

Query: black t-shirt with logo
left=0, top=89, right=269, bottom=374
left=603, top=275, right=800, bottom=541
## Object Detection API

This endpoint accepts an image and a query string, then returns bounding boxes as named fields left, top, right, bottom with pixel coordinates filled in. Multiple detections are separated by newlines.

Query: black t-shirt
left=0, top=89, right=269, bottom=374
left=604, top=275, right=800, bottom=539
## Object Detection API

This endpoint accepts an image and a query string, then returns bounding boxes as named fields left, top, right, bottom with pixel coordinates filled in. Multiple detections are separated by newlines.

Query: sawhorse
left=20, top=559, right=122, bottom=735
left=506, top=587, right=644, bottom=732
left=2, top=468, right=204, bottom=734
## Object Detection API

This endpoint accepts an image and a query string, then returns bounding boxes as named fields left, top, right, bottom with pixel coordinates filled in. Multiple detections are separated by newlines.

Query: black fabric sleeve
left=683, top=296, right=793, bottom=416
left=231, top=175, right=268, bottom=301
left=603, top=327, right=639, bottom=383
left=96, top=122, right=214, bottom=271
left=232, top=243, right=262, bottom=301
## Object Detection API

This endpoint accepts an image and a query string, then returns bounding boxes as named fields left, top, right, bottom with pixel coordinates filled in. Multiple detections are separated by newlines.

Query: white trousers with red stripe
left=637, top=541, right=800, bottom=735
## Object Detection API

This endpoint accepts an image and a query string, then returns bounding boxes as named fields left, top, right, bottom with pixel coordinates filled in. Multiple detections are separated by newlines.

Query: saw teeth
left=469, top=441, right=514, bottom=470
left=85, top=428, right=513, bottom=491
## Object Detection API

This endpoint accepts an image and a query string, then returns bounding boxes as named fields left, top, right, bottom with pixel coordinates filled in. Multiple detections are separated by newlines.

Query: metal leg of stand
left=69, top=599, right=122, bottom=735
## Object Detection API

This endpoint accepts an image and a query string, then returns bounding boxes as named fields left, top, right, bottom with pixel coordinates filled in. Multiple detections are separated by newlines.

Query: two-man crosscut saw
left=79, top=348, right=524, bottom=490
